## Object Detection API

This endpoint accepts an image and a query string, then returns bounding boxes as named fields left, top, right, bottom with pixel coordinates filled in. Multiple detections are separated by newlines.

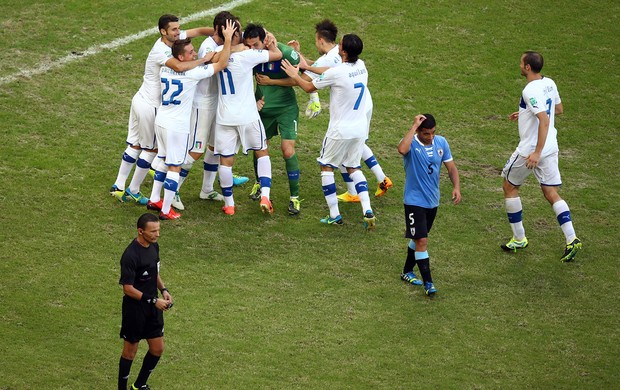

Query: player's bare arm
left=281, top=59, right=315, bottom=92
left=186, top=26, right=215, bottom=38
left=508, top=111, right=519, bottom=121
left=266, top=34, right=283, bottom=62
left=555, top=102, right=564, bottom=115
left=526, top=111, right=549, bottom=169
left=444, top=160, right=462, bottom=205
left=255, top=74, right=297, bottom=87
left=397, top=114, right=426, bottom=155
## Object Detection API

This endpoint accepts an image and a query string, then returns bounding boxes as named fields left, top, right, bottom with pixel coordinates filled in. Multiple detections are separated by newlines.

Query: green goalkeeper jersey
left=254, top=42, right=300, bottom=109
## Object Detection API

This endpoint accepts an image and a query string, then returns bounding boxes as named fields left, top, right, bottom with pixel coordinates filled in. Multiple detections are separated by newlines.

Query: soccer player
left=171, top=11, right=249, bottom=211
left=283, top=19, right=392, bottom=201
left=117, top=213, right=173, bottom=390
left=282, top=34, right=376, bottom=229
left=213, top=21, right=282, bottom=216
left=397, top=114, right=461, bottom=296
left=147, top=21, right=235, bottom=220
left=501, top=51, right=582, bottom=262
left=244, top=24, right=303, bottom=215
left=110, top=14, right=215, bottom=206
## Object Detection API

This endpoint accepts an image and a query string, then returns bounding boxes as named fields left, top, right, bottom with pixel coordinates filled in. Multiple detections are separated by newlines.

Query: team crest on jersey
left=438, top=148, right=444, bottom=158
left=291, top=51, right=299, bottom=60
left=195, top=141, right=203, bottom=149
left=529, top=97, right=538, bottom=107
left=319, top=73, right=325, bottom=80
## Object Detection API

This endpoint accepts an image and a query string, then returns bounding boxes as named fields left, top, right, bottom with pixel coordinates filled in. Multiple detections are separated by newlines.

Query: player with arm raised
left=147, top=20, right=235, bottom=220
left=214, top=19, right=282, bottom=216
left=397, top=114, right=461, bottom=296
left=264, top=19, right=392, bottom=202
left=170, top=11, right=250, bottom=210
left=244, top=24, right=303, bottom=215
left=110, top=14, right=215, bottom=206
left=282, top=34, right=376, bottom=229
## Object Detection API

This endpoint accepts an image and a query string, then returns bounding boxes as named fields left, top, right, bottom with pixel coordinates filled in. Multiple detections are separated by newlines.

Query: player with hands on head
left=147, top=19, right=236, bottom=220
left=397, top=114, right=461, bottom=296
left=213, top=19, right=282, bottom=216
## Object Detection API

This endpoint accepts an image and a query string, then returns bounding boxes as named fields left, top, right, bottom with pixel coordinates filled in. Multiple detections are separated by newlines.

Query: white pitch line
left=0, top=0, right=253, bottom=86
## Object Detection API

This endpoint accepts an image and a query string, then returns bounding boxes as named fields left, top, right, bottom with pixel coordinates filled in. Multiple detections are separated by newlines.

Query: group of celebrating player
left=109, top=11, right=393, bottom=228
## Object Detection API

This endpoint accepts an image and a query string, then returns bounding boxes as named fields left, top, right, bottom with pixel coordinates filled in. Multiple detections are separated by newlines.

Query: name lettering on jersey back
left=348, top=68, right=367, bottom=78
left=162, top=67, right=187, bottom=77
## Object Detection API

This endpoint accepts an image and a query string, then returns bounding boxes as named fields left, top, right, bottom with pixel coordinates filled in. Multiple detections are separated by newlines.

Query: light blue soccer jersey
left=403, top=135, right=453, bottom=208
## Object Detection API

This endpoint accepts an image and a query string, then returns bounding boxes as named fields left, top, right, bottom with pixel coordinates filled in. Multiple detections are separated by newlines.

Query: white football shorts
left=155, top=125, right=189, bottom=167
left=188, top=105, right=216, bottom=155
left=502, top=150, right=562, bottom=186
left=214, top=119, right=267, bottom=157
left=317, top=136, right=365, bottom=169
left=127, top=92, right=158, bottom=150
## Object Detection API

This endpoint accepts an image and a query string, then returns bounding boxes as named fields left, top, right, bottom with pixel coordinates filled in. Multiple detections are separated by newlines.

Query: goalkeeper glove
left=305, top=92, right=321, bottom=119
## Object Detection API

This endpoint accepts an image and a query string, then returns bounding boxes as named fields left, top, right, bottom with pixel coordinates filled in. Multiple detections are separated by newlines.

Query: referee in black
left=118, top=213, right=173, bottom=390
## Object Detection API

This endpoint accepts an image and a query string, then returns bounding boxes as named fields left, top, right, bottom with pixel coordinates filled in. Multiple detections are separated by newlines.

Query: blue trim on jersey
left=507, top=210, right=523, bottom=223
left=403, top=135, right=453, bottom=208
left=556, top=210, right=572, bottom=226
left=519, top=96, right=527, bottom=109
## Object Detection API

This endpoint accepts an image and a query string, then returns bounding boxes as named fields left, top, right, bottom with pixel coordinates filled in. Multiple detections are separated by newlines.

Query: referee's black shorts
left=120, top=297, right=164, bottom=342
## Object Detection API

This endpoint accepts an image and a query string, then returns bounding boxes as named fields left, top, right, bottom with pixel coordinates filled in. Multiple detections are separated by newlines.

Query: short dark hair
left=341, top=34, right=363, bottom=63
left=315, top=19, right=337, bottom=43
left=213, top=11, right=236, bottom=30
left=215, top=16, right=241, bottom=41
left=244, top=23, right=266, bottom=42
left=172, top=38, right=192, bottom=58
left=523, top=51, right=544, bottom=73
left=158, top=14, right=179, bottom=32
left=137, top=213, right=159, bottom=229
left=420, top=114, right=436, bottom=130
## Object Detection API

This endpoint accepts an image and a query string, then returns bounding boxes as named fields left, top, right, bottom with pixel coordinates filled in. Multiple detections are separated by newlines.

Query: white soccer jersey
left=517, top=76, right=561, bottom=157
left=216, top=49, right=270, bottom=126
left=312, top=59, right=370, bottom=139
left=155, top=65, right=216, bottom=133
left=137, top=31, right=188, bottom=107
left=304, top=45, right=341, bottom=79
left=193, top=36, right=219, bottom=109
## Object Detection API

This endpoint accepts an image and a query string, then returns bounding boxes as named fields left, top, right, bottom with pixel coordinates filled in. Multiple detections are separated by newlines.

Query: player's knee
left=415, top=238, right=428, bottom=251
left=281, top=147, right=295, bottom=159
left=149, top=343, right=164, bottom=357
left=121, top=342, right=139, bottom=360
